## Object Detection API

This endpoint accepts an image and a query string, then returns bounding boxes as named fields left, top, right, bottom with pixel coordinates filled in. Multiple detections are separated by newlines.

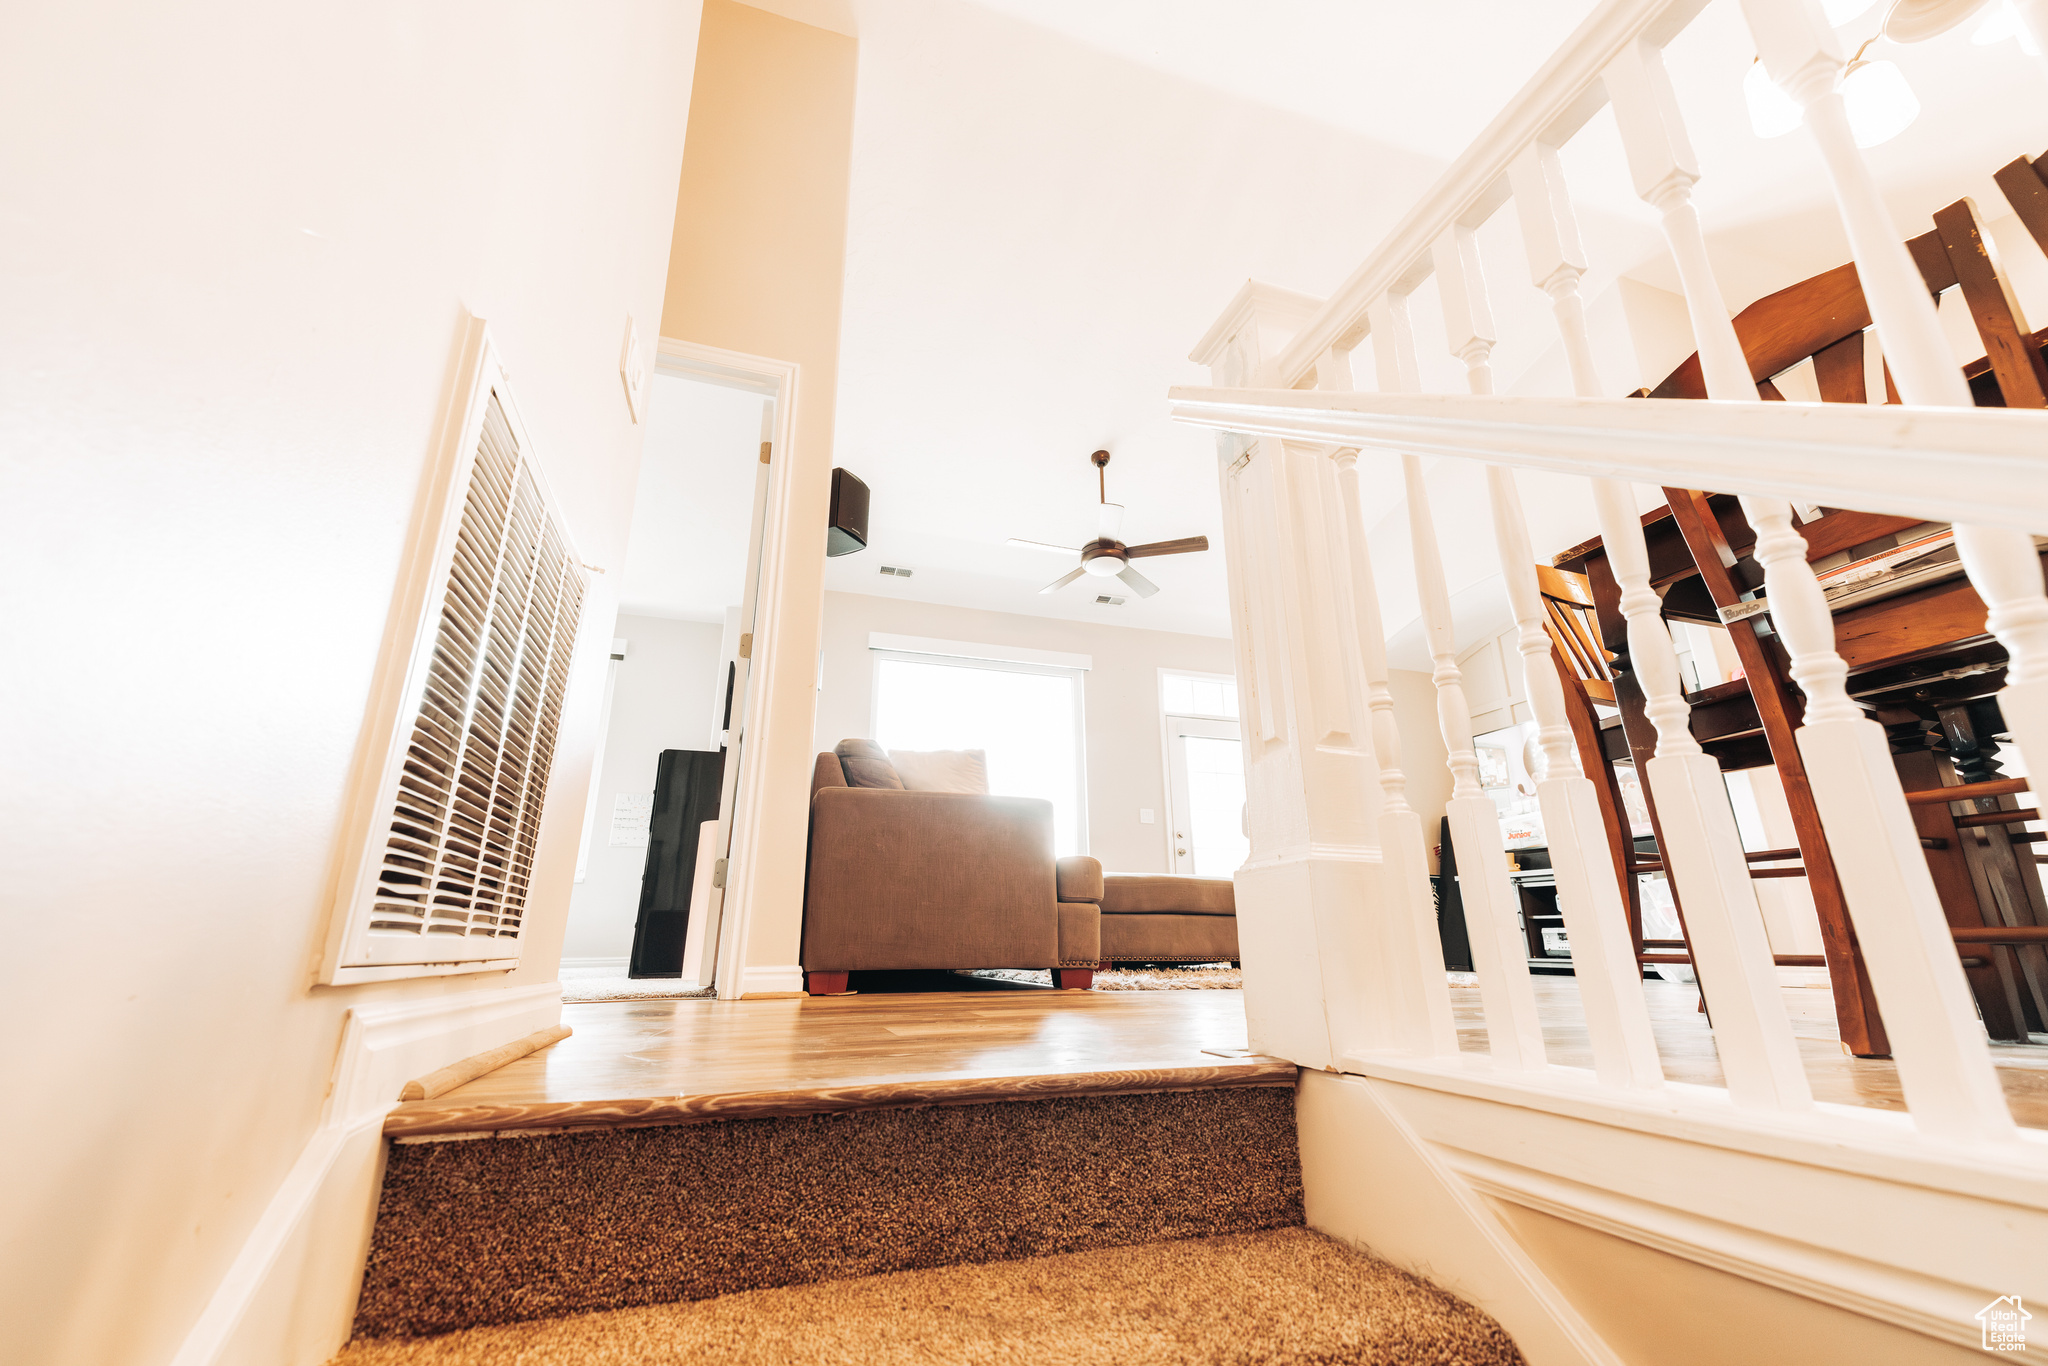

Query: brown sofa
left=1098, top=874, right=1240, bottom=966
left=802, top=751, right=1104, bottom=993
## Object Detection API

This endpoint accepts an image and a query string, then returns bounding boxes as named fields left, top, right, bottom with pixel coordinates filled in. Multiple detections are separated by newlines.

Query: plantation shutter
left=339, top=386, right=586, bottom=972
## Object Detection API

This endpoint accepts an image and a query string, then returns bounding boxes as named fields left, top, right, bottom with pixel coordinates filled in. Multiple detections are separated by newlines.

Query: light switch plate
left=620, top=318, right=645, bottom=422
left=1139, top=808, right=1155, bottom=824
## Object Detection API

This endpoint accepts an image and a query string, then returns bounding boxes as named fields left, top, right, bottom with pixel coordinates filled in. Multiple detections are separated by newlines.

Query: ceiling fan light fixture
left=1082, top=555, right=1124, bottom=577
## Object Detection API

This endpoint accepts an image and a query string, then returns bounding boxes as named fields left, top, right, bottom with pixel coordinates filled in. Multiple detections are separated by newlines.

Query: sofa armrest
left=1056, top=855, right=1103, bottom=903
left=803, top=789, right=1059, bottom=971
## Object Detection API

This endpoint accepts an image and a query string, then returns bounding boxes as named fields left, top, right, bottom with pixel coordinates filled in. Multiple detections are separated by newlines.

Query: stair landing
left=385, top=983, right=1290, bottom=1140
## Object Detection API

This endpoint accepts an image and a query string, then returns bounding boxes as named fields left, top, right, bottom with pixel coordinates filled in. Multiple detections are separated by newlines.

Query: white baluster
left=1618, top=28, right=2006, bottom=1134
left=1366, top=288, right=1555, bottom=1073
left=1515, top=116, right=1809, bottom=1107
left=1431, top=225, right=1591, bottom=1071
left=1305, top=345, right=1466, bottom=1061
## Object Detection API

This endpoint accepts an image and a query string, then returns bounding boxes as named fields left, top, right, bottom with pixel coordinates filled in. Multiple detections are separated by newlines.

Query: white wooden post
left=1312, top=345, right=1461, bottom=1059
left=1365, top=288, right=1560, bottom=1073
left=1616, top=27, right=2006, bottom=1136
left=1190, top=283, right=1393, bottom=1070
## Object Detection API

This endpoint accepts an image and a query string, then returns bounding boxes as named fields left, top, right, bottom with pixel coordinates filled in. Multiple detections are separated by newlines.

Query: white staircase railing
left=1179, top=0, right=2048, bottom=1146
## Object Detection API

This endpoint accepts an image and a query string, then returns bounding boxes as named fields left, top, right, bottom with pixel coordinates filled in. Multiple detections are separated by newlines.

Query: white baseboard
left=560, top=956, right=630, bottom=971
left=170, top=981, right=563, bottom=1366
left=740, top=963, right=806, bottom=996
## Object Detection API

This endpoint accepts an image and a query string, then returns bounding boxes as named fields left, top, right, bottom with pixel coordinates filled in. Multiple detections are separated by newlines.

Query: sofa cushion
left=1056, top=855, right=1103, bottom=903
left=835, top=738, right=904, bottom=790
left=1100, top=873, right=1235, bottom=916
left=1101, top=912, right=1239, bottom=963
left=891, top=748, right=989, bottom=794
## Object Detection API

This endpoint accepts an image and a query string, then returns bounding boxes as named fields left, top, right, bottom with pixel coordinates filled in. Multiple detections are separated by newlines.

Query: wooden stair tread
left=384, top=1057, right=1297, bottom=1138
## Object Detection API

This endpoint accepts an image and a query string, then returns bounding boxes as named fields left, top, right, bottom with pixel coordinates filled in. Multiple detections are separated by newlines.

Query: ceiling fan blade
left=1098, top=502, right=1125, bottom=540
left=1117, top=565, right=1160, bottom=599
left=1007, top=537, right=1080, bottom=555
left=1124, top=535, right=1209, bottom=559
left=1038, top=565, right=1087, bottom=595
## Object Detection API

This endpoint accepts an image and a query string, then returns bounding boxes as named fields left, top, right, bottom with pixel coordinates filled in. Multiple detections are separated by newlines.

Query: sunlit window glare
left=1822, top=0, right=1881, bottom=23
left=873, top=655, right=1086, bottom=856
left=1974, top=0, right=2043, bottom=54
left=1743, top=57, right=1919, bottom=148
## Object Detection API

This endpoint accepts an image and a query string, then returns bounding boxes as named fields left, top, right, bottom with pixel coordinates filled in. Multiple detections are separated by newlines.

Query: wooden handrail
left=1165, top=387, right=2048, bottom=537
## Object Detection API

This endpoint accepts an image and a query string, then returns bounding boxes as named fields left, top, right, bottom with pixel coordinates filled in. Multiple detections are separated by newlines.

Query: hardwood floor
left=386, top=982, right=1279, bottom=1138
left=384, top=973, right=2048, bottom=1139
left=1457, top=975, right=2048, bottom=1125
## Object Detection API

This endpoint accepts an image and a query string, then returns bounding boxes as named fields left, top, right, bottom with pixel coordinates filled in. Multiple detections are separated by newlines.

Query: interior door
left=1164, top=715, right=1249, bottom=876
left=680, top=398, right=776, bottom=991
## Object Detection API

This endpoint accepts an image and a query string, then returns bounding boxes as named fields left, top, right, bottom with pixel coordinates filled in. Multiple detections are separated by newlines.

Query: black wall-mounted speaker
left=828, top=468, right=869, bottom=556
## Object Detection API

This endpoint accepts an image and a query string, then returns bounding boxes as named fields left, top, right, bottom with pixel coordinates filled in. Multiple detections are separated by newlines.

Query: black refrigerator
left=626, top=748, right=725, bottom=978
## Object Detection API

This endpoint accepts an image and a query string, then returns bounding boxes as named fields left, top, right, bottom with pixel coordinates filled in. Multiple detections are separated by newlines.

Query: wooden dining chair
left=1596, top=161, right=2048, bottom=1051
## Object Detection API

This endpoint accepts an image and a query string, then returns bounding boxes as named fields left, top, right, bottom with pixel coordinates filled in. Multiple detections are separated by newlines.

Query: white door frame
left=651, top=336, right=800, bottom=997
left=1163, top=714, right=1244, bottom=875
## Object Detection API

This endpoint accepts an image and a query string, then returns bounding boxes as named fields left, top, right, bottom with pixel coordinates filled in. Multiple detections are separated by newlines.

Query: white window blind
left=324, top=328, right=586, bottom=980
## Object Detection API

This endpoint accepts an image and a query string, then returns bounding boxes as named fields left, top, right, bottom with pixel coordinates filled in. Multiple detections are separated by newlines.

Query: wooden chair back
left=1536, top=564, right=1615, bottom=704
left=1649, top=152, right=2048, bottom=411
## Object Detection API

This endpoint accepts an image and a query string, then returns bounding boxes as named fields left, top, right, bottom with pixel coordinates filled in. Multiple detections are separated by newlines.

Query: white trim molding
left=169, top=983, right=562, bottom=1366
left=652, top=336, right=804, bottom=1001
left=738, top=963, right=806, bottom=996
left=867, top=631, right=1093, bottom=672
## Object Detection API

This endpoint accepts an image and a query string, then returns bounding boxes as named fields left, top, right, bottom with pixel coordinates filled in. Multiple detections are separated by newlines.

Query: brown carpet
left=355, top=1086, right=1302, bottom=1339
left=334, top=1228, right=1525, bottom=1365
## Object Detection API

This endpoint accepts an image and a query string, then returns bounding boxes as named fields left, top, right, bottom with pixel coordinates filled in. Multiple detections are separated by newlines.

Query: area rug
left=965, top=964, right=1241, bottom=991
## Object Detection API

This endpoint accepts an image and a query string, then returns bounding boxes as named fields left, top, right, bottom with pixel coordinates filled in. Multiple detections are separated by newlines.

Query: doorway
left=1160, top=670, right=1249, bottom=877
left=562, top=341, right=791, bottom=997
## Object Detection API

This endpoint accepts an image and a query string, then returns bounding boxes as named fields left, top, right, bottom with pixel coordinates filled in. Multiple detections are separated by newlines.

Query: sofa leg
left=1051, top=968, right=1094, bottom=990
left=805, top=971, right=850, bottom=996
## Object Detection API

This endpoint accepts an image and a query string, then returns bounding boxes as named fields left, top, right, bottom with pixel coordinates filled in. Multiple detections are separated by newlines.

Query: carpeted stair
left=338, top=1084, right=1525, bottom=1364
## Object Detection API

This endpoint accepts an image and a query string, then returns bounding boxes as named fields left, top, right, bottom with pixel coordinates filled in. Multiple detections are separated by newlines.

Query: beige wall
left=565, top=615, right=727, bottom=962
left=0, top=3, right=702, bottom=1363
left=661, top=0, right=856, bottom=984
left=816, top=592, right=1238, bottom=875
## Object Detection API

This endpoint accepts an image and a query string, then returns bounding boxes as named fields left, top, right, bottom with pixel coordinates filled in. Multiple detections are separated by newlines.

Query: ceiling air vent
left=321, top=322, right=586, bottom=983
left=879, top=565, right=912, bottom=578
left=1096, top=595, right=1126, bottom=606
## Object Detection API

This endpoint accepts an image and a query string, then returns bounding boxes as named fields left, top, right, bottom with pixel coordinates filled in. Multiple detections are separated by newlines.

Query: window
left=1162, top=670, right=1238, bottom=720
left=1160, top=670, right=1248, bottom=876
left=871, top=645, right=1088, bottom=856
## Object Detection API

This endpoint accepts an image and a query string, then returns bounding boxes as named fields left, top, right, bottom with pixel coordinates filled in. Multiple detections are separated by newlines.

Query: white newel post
left=1617, top=26, right=2008, bottom=1135
left=1593, top=41, right=1815, bottom=1111
left=1190, top=283, right=1391, bottom=1069
left=1364, top=288, right=1551, bottom=1072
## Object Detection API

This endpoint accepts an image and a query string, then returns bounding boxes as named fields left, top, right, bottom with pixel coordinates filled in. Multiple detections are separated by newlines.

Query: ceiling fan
left=1007, top=450, right=1209, bottom=599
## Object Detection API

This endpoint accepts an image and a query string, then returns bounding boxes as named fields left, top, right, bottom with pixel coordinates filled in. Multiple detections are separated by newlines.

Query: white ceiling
left=800, top=0, right=2048, bottom=645
left=618, top=372, right=765, bottom=622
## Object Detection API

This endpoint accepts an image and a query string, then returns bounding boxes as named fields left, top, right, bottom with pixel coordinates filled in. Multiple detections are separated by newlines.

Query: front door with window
left=1164, top=715, right=1248, bottom=876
